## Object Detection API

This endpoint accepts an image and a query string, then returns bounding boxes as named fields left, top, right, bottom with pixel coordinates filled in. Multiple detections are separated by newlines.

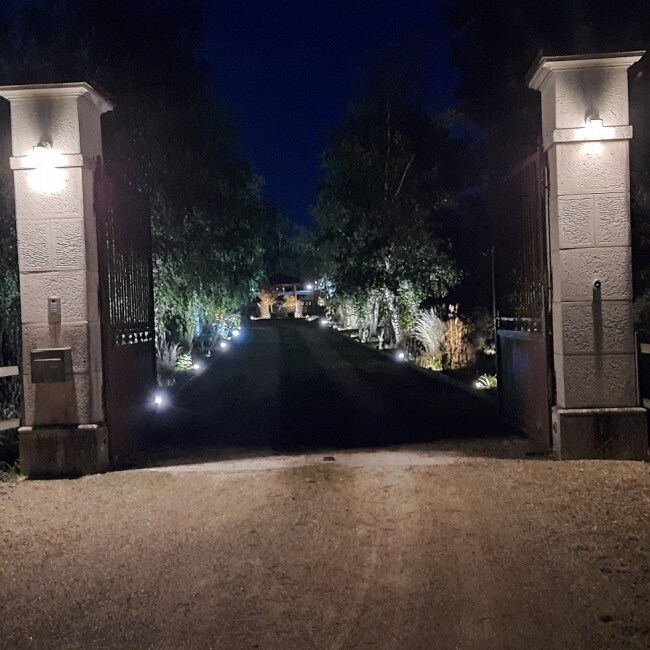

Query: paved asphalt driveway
left=150, top=319, right=506, bottom=453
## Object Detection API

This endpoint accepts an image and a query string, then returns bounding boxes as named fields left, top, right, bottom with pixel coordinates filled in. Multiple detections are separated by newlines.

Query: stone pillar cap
left=0, top=82, right=113, bottom=114
left=527, top=51, right=645, bottom=91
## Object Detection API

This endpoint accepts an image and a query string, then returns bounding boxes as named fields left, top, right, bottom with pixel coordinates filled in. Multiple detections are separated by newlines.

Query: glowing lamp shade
left=584, top=116, right=604, bottom=136
left=24, top=142, right=67, bottom=194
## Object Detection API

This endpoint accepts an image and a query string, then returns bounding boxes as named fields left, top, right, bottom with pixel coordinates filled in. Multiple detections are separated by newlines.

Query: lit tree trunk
left=370, top=296, right=379, bottom=337
left=383, top=287, right=403, bottom=346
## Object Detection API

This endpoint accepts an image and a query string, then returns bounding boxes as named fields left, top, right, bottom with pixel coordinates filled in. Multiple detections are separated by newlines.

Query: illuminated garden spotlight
left=232, top=329, right=241, bottom=338
left=24, top=141, right=67, bottom=194
left=192, top=362, right=202, bottom=371
left=219, top=341, right=228, bottom=350
left=306, top=283, right=314, bottom=290
left=153, top=392, right=165, bottom=408
left=395, top=351, right=406, bottom=362
left=319, top=318, right=329, bottom=327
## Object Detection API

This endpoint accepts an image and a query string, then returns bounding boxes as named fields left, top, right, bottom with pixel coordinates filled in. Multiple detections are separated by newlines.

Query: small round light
left=154, top=393, right=164, bottom=407
left=219, top=341, right=228, bottom=350
left=232, top=329, right=241, bottom=338
left=193, top=362, right=201, bottom=371
left=396, top=351, right=406, bottom=361
left=319, top=318, right=328, bottom=327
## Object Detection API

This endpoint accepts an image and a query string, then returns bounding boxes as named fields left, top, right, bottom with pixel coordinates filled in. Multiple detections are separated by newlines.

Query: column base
left=552, top=407, right=648, bottom=460
left=18, top=424, right=109, bottom=478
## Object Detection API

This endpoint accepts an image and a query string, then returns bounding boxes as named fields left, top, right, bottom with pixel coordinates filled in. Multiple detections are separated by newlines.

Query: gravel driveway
left=1, top=443, right=648, bottom=649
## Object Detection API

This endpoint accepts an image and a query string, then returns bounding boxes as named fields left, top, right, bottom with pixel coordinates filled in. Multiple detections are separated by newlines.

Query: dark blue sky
left=202, top=1, right=457, bottom=226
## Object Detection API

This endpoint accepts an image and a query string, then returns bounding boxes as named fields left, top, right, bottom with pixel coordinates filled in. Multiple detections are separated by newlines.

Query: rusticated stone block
left=53, top=218, right=85, bottom=268
left=554, top=352, right=637, bottom=409
left=20, top=270, right=87, bottom=323
left=16, top=219, right=50, bottom=270
left=556, top=195, right=593, bottom=248
left=9, top=95, right=82, bottom=157
left=19, top=424, right=108, bottom=478
left=14, top=166, right=83, bottom=218
left=552, top=300, right=635, bottom=356
left=551, top=247, right=632, bottom=303
left=22, top=322, right=91, bottom=374
left=553, top=67, right=630, bottom=129
left=552, top=407, right=647, bottom=460
left=552, top=140, right=629, bottom=196
left=595, top=193, right=630, bottom=246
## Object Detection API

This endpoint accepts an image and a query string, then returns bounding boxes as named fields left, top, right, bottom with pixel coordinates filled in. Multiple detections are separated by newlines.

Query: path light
left=192, top=362, right=202, bottom=371
left=219, top=341, right=228, bottom=350
left=395, top=351, right=406, bottom=362
left=306, top=283, right=314, bottom=290
left=153, top=392, right=166, bottom=408
left=232, top=329, right=241, bottom=338
left=319, top=318, right=329, bottom=327
left=24, top=141, right=67, bottom=194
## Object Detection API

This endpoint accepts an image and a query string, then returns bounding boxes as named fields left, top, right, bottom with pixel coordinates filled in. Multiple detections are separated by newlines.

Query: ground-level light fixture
left=24, top=141, right=67, bottom=194
left=319, top=318, right=329, bottom=327
left=219, top=341, right=228, bottom=350
left=232, top=329, right=241, bottom=338
left=153, top=392, right=166, bottom=408
left=395, top=351, right=406, bottom=361
left=192, top=362, right=202, bottom=371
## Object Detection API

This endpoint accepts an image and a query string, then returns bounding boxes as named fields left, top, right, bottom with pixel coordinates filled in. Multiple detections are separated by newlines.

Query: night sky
left=202, top=1, right=457, bottom=226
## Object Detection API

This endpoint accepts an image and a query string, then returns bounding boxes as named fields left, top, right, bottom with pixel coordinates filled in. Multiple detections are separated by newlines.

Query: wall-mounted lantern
left=23, top=141, right=67, bottom=194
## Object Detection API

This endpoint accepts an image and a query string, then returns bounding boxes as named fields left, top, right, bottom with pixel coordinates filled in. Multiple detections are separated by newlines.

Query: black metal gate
left=95, top=163, right=155, bottom=461
left=493, top=148, right=554, bottom=448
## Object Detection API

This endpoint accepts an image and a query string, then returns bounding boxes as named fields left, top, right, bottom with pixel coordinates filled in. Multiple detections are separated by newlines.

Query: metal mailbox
left=31, top=348, right=73, bottom=383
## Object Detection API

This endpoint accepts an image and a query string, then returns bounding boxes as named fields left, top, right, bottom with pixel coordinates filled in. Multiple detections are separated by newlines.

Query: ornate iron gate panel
left=95, top=163, right=155, bottom=461
left=493, top=148, right=554, bottom=447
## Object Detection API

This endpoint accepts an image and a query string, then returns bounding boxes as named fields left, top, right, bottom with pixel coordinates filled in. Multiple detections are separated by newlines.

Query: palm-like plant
left=156, top=334, right=182, bottom=385
left=413, top=308, right=445, bottom=354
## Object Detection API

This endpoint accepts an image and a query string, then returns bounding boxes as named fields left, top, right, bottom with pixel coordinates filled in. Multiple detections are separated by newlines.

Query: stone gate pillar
left=0, top=83, right=113, bottom=476
left=528, top=53, right=648, bottom=460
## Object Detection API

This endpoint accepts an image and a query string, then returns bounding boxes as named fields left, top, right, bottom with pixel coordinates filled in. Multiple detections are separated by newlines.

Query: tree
left=446, top=0, right=650, bottom=292
left=313, top=59, right=463, bottom=344
left=0, top=0, right=271, bottom=341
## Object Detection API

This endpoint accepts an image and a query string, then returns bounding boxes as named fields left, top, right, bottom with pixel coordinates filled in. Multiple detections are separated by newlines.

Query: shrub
left=475, top=373, right=498, bottom=389
left=156, top=335, right=181, bottom=386
left=413, top=308, right=446, bottom=355
left=175, top=353, right=194, bottom=372
left=418, top=352, right=443, bottom=371
left=440, top=305, right=476, bottom=370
